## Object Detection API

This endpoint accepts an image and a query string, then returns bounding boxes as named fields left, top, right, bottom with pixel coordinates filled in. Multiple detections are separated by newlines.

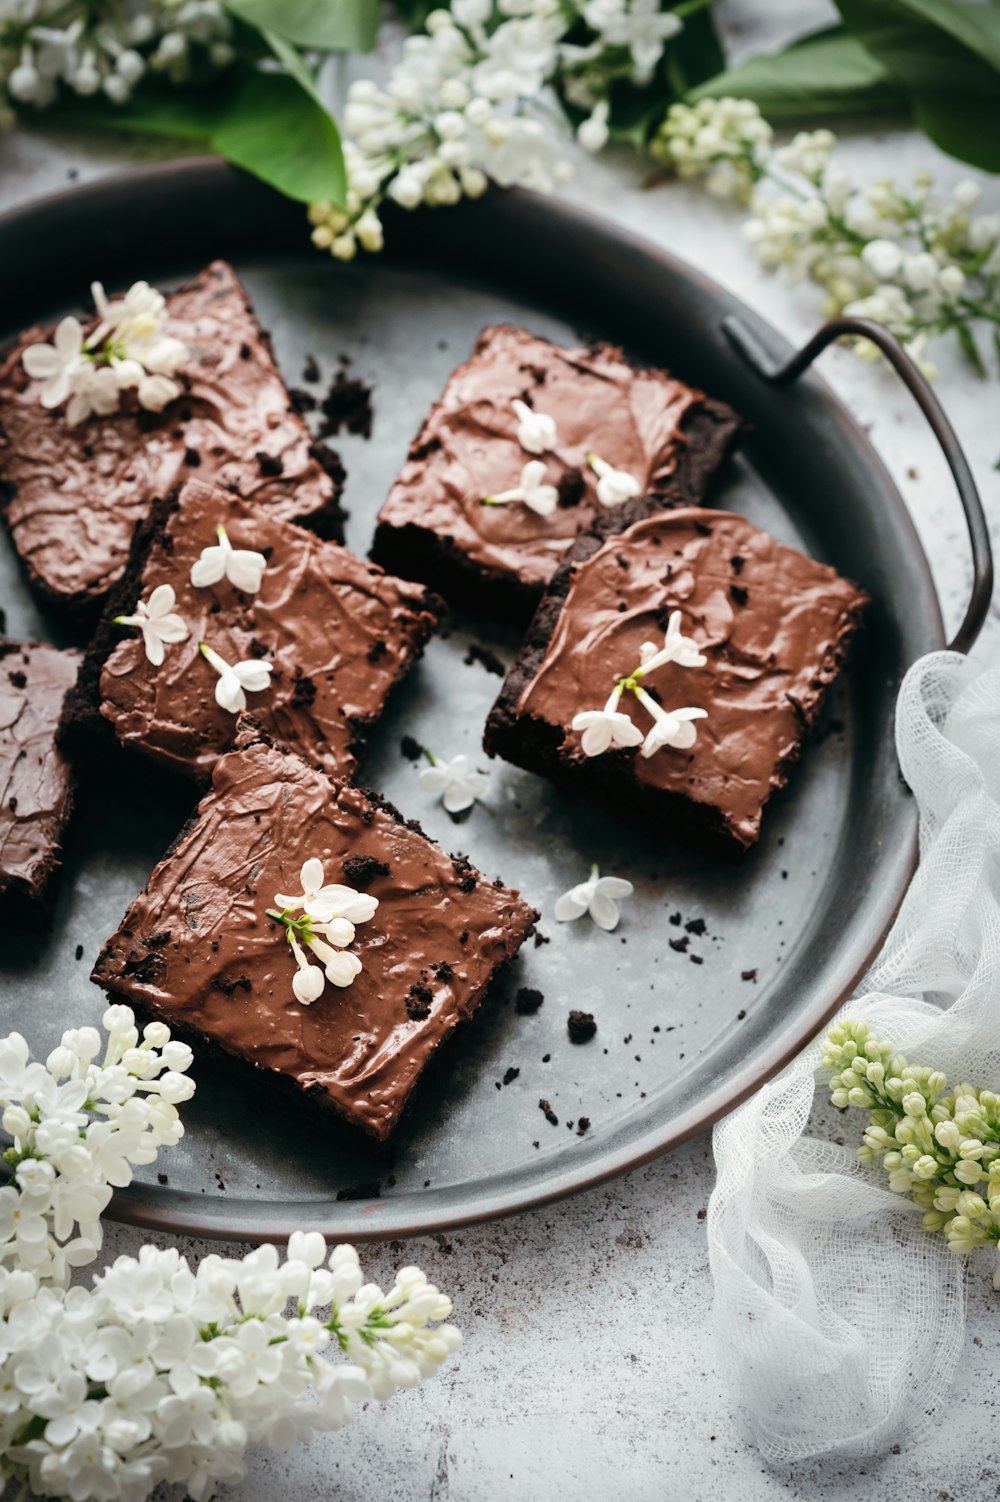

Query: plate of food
left=0, top=158, right=989, bottom=1241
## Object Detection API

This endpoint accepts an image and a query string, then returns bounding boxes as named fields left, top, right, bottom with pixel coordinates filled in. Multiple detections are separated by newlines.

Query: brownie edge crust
left=91, top=722, right=538, bottom=1143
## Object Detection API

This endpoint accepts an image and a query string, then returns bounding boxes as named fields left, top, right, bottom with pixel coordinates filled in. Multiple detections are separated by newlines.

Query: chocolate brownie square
left=483, top=506, right=868, bottom=849
left=371, top=323, right=742, bottom=620
left=91, top=724, right=538, bottom=1141
left=0, top=260, right=345, bottom=618
left=61, top=477, right=441, bottom=785
left=0, top=639, right=81, bottom=919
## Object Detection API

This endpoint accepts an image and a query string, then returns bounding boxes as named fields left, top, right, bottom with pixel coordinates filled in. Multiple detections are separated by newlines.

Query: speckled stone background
left=2, top=0, right=999, bottom=1497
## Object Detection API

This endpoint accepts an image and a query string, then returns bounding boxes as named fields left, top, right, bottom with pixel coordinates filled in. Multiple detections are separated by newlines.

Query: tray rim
left=0, top=157, right=947, bottom=1242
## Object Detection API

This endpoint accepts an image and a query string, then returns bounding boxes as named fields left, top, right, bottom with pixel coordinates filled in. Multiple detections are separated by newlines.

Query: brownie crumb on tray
left=90, top=722, right=538, bottom=1144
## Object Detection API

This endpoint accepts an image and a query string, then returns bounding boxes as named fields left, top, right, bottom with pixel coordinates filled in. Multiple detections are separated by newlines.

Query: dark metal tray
left=0, top=160, right=990, bottom=1242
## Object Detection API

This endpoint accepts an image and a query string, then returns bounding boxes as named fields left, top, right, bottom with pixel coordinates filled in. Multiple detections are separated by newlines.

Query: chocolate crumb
left=463, top=642, right=505, bottom=676
left=405, top=982, right=433, bottom=1020
left=157, top=1172, right=168, bottom=1185
left=289, top=387, right=317, bottom=414
left=502, top=1067, right=520, bottom=1086
left=256, top=451, right=284, bottom=478
left=669, top=936, right=689, bottom=954
left=567, top=1010, right=597, bottom=1043
left=367, top=639, right=388, bottom=664
left=400, top=734, right=422, bottom=761
left=576, top=1117, right=591, bottom=1135
left=74, top=943, right=84, bottom=961
left=539, top=1098, right=559, bottom=1126
left=737, top=1009, right=747, bottom=1020
left=556, top=466, right=586, bottom=508
left=516, top=987, right=544, bottom=1014
left=183, top=447, right=201, bottom=467
left=690, top=954, right=704, bottom=965
left=685, top=917, right=707, bottom=936
left=532, top=929, right=550, bottom=947
left=336, top=1181, right=382, bottom=1201
left=8, top=670, right=26, bottom=689
left=730, top=584, right=748, bottom=606
left=741, top=968, right=758, bottom=983
left=302, top=354, right=321, bottom=383
left=342, top=854, right=389, bottom=887
left=318, top=370, right=373, bottom=440
left=730, top=554, right=745, bottom=574
left=668, top=911, right=682, bottom=926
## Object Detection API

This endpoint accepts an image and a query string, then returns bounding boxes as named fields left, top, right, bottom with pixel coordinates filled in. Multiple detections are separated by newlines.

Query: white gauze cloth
left=708, top=649, right=1000, bottom=1461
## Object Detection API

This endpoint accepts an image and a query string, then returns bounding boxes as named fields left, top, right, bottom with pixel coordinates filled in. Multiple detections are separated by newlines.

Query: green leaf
left=670, top=8, right=725, bottom=93
left=955, top=318, right=987, bottom=377
left=225, top=0, right=378, bottom=54
left=212, top=71, right=345, bottom=203
left=834, top=0, right=1000, bottom=169
left=259, top=27, right=321, bottom=99
left=689, top=26, right=908, bottom=117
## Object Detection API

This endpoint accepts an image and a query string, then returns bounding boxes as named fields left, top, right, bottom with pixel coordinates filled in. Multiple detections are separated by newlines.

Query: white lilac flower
left=198, top=641, right=272, bottom=714
left=21, top=316, right=87, bottom=410
left=274, top=859, right=380, bottom=926
left=114, top=584, right=189, bottom=667
left=583, top=0, right=681, bottom=83
left=482, top=459, right=558, bottom=517
left=634, top=686, right=707, bottom=755
left=418, top=752, right=490, bottom=813
left=269, top=861, right=378, bottom=1003
left=512, top=398, right=557, bottom=455
left=577, top=99, right=610, bottom=153
left=19, top=277, right=188, bottom=425
left=190, top=524, right=268, bottom=594
left=554, top=863, right=633, bottom=931
left=637, top=610, right=707, bottom=673
left=585, top=451, right=641, bottom=507
left=571, top=685, right=643, bottom=757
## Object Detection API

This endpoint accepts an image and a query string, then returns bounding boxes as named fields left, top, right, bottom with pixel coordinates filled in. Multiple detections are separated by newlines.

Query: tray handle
left=722, top=314, right=993, bottom=655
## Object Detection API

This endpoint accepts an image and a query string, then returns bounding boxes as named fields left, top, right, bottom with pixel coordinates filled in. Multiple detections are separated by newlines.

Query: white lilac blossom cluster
left=824, top=1019, right=1000, bottom=1282
left=267, top=859, right=379, bottom=1003
left=653, top=98, right=1000, bottom=379
left=113, top=519, right=273, bottom=710
left=572, top=609, right=707, bottom=761
left=0, top=0, right=233, bottom=113
left=0, top=1014, right=460, bottom=1502
left=308, top=0, right=688, bottom=261
left=22, top=279, right=188, bottom=426
left=0, top=1007, right=194, bottom=1287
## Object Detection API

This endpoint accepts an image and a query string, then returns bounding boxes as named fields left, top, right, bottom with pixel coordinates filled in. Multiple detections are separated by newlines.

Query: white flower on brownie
left=21, top=276, right=188, bottom=426
left=586, top=451, right=641, bottom=507
left=275, top=857, right=379, bottom=925
left=573, top=608, right=708, bottom=760
left=512, top=398, right=557, bottom=455
left=191, top=524, right=268, bottom=594
left=633, top=686, right=707, bottom=755
left=571, top=684, right=643, bottom=757
left=113, top=584, right=189, bottom=667
left=638, top=610, right=707, bottom=672
left=418, top=750, right=490, bottom=813
left=268, top=859, right=379, bottom=1003
left=554, top=863, right=633, bottom=931
left=481, top=459, right=558, bottom=517
left=199, top=641, right=272, bottom=714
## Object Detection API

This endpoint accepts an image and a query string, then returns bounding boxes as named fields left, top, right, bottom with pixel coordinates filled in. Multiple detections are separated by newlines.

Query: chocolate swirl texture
left=91, top=730, right=538, bottom=1141
left=372, top=324, right=741, bottom=617
left=0, top=640, right=80, bottom=913
left=484, top=508, right=868, bottom=848
left=0, top=260, right=342, bottom=615
left=96, top=477, right=441, bottom=783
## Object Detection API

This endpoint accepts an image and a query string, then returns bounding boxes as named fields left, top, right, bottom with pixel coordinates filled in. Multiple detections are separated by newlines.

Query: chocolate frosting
left=99, top=478, right=439, bottom=782
left=92, top=730, right=537, bottom=1140
left=0, top=640, right=80, bottom=902
left=516, top=509, right=867, bottom=846
left=378, top=324, right=705, bottom=591
left=0, top=261, right=337, bottom=610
